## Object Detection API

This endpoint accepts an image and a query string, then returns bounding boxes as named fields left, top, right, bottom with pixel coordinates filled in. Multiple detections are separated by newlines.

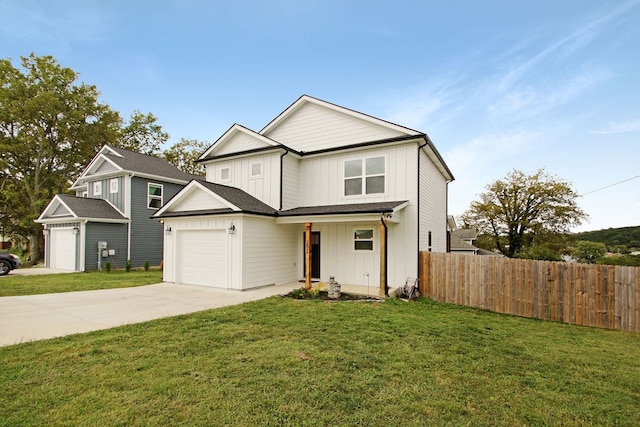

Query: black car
left=0, top=252, right=22, bottom=276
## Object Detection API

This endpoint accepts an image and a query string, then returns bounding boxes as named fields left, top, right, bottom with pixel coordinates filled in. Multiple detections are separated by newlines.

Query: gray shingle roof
left=194, top=181, right=278, bottom=215
left=452, top=228, right=478, bottom=240
left=105, top=145, right=201, bottom=182
left=57, top=195, right=127, bottom=220
left=279, top=201, right=407, bottom=217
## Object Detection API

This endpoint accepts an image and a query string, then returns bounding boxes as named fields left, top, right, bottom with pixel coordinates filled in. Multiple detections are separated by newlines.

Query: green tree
left=162, top=138, right=207, bottom=175
left=118, top=110, right=169, bottom=156
left=461, top=168, right=587, bottom=258
left=571, top=240, right=607, bottom=264
left=0, top=54, right=120, bottom=262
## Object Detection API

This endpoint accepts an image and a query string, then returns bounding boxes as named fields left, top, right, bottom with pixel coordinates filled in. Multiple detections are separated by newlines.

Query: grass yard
left=0, top=269, right=163, bottom=297
left=1, top=297, right=638, bottom=426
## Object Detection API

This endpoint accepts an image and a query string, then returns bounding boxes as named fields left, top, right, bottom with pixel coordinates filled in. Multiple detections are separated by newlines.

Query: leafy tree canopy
left=162, top=138, right=207, bottom=175
left=461, top=168, right=587, bottom=258
left=119, top=110, right=169, bottom=156
left=571, top=240, right=607, bottom=264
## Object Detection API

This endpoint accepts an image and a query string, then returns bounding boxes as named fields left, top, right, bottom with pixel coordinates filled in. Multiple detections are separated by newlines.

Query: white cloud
left=591, top=120, right=640, bottom=134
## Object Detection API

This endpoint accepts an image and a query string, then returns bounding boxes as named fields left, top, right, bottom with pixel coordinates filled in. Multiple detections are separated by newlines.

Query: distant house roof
left=449, top=234, right=478, bottom=252
left=36, top=194, right=128, bottom=223
left=452, top=228, right=478, bottom=240
left=104, top=145, right=200, bottom=182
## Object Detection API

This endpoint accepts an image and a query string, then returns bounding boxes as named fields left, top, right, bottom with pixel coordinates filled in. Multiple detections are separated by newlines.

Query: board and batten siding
left=130, top=177, right=185, bottom=267
left=264, top=102, right=406, bottom=152
left=204, top=152, right=281, bottom=209
left=86, top=176, right=126, bottom=213
left=172, top=187, right=229, bottom=211
left=419, top=149, right=448, bottom=252
left=281, top=154, right=299, bottom=210
left=84, top=222, right=127, bottom=271
left=215, top=131, right=273, bottom=156
left=297, top=142, right=419, bottom=207
left=241, top=216, right=298, bottom=288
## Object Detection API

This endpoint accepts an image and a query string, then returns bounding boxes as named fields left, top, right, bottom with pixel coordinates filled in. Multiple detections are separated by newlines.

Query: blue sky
left=1, top=0, right=639, bottom=232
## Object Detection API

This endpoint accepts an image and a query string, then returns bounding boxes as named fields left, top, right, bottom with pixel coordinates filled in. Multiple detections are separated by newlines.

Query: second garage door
left=50, top=228, right=77, bottom=271
left=176, top=230, right=228, bottom=287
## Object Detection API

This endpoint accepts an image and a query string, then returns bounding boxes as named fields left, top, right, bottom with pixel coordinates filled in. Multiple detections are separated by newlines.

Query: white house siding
left=205, top=153, right=281, bottom=209
left=297, top=142, right=419, bottom=207
left=419, top=149, right=448, bottom=252
left=281, top=154, right=299, bottom=210
left=215, top=131, right=273, bottom=156
left=171, top=187, right=229, bottom=211
left=264, top=102, right=406, bottom=152
left=241, top=216, right=298, bottom=289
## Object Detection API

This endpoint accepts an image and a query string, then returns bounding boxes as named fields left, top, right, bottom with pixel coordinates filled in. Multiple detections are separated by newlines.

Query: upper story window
left=220, top=167, right=230, bottom=182
left=148, top=183, right=163, bottom=209
left=110, top=178, right=119, bottom=194
left=344, top=156, right=385, bottom=196
left=250, top=162, right=262, bottom=178
left=93, top=181, right=102, bottom=198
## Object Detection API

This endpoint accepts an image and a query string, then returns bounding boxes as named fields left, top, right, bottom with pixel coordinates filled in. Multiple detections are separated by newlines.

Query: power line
left=581, top=174, right=640, bottom=196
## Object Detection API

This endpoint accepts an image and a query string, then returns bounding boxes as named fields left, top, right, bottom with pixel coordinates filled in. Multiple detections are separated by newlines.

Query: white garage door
left=176, top=230, right=228, bottom=287
left=50, top=228, right=77, bottom=271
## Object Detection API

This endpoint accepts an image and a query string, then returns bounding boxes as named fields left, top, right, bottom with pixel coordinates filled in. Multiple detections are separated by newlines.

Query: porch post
left=305, top=222, right=312, bottom=290
left=380, top=217, right=388, bottom=297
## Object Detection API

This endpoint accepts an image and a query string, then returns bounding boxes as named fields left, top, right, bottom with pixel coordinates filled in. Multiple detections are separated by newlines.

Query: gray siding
left=52, top=204, right=71, bottom=216
left=84, top=222, right=128, bottom=271
left=129, top=177, right=185, bottom=267
left=87, top=176, right=125, bottom=213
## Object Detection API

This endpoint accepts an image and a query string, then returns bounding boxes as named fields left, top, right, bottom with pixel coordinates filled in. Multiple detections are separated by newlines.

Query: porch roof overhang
left=275, top=201, right=408, bottom=224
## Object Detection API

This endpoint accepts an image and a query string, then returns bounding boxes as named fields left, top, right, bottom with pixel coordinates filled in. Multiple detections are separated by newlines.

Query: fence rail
left=419, top=252, right=639, bottom=333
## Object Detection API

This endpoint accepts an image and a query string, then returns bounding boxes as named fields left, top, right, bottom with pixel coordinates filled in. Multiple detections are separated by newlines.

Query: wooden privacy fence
left=419, top=252, right=640, bottom=333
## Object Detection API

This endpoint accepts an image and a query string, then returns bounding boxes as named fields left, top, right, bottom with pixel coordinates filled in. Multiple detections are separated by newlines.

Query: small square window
left=220, top=167, right=230, bottom=181
left=110, top=178, right=119, bottom=194
left=354, top=229, right=374, bottom=251
left=250, top=162, right=262, bottom=178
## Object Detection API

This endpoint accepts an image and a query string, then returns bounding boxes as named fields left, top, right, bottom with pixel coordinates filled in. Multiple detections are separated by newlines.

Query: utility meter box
left=98, top=242, right=107, bottom=250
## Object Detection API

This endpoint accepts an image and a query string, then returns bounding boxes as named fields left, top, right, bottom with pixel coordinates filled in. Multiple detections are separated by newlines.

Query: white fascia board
left=129, top=172, right=191, bottom=185
left=198, top=124, right=280, bottom=161
left=72, top=153, right=123, bottom=188
left=275, top=213, right=388, bottom=225
left=35, top=196, right=77, bottom=222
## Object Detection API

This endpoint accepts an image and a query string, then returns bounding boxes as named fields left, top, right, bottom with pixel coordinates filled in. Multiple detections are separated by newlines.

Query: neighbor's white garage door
left=50, top=228, right=77, bottom=271
left=176, top=230, right=228, bottom=287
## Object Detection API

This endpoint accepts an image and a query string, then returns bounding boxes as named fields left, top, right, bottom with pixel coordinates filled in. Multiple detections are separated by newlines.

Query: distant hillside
left=574, top=226, right=640, bottom=249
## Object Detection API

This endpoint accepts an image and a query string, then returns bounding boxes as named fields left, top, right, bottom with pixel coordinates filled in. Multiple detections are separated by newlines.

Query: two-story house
left=36, top=145, right=198, bottom=271
left=154, top=95, right=454, bottom=293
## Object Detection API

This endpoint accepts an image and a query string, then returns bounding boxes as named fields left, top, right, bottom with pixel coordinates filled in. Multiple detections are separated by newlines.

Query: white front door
left=176, top=230, right=228, bottom=287
left=50, top=228, right=77, bottom=271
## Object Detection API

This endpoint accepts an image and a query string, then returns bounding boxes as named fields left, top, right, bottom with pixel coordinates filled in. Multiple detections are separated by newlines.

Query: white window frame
left=353, top=229, right=374, bottom=251
left=110, top=178, right=119, bottom=194
left=147, top=183, right=163, bottom=209
left=249, top=161, right=262, bottom=179
left=344, top=156, right=386, bottom=197
left=220, top=167, right=231, bottom=182
left=93, top=181, right=102, bottom=198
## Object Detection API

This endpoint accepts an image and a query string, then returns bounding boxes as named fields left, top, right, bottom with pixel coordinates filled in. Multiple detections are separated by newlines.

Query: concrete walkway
left=0, top=282, right=295, bottom=347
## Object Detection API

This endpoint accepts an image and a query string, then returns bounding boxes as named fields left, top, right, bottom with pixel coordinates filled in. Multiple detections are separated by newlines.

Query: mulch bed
left=282, top=289, right=383, bottom=302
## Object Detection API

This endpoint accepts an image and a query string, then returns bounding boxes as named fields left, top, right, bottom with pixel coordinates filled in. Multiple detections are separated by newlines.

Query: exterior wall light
left=165, top=226, right=172, bottom=235
left=228, top=222, right=235, bottom=234
left=72, top=227, right=79, bottom=235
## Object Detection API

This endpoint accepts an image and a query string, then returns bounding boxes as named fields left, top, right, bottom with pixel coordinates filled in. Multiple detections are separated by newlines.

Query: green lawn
left=1, top=297, right=638, bottom=426
left=0, top=270, right=163, bottom=296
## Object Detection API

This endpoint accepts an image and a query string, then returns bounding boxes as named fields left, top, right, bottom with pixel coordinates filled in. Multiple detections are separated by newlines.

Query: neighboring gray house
left=36, top=145, right=198, bottom=271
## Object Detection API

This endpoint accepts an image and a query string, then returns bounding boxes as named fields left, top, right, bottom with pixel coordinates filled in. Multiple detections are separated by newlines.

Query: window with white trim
left=344, top=156, right=385, bottom=196
left=250, top=162, right=262, bottom=178
left=93, top=181, right=102, bottom=198
left=354, top=229, right=374, bottom=251
left=148, top=183, right=163, bottom=209
left=220, top=167, right=230, bottom=181
left=110, top=178, right=119, bottom=194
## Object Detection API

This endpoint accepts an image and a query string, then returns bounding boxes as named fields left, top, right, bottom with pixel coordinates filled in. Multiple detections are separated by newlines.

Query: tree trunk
left=29, top=231, right=42, bottom=265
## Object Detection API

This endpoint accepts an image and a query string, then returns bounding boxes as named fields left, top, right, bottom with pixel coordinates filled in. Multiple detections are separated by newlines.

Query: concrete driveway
left=0, top=282, right=295, bottom=347
left=3, top=267, right=74, bottom=277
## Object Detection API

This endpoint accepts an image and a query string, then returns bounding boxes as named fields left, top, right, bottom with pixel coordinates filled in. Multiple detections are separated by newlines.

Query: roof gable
left=259, top=95, right=420, bottom=152
left=37, top=195, right=128, bottom=223
left=199, top=124, right=285, bottom=161
left=155, top=180, right=277, bottom=218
